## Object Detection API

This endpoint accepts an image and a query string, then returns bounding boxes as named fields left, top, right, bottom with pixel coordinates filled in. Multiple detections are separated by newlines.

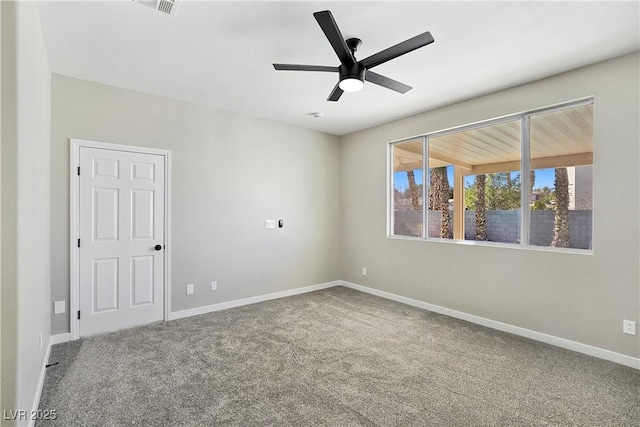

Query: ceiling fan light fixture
left=339, top=77, right=364, bottom=92
left=338, top=63, right=365, bottom=92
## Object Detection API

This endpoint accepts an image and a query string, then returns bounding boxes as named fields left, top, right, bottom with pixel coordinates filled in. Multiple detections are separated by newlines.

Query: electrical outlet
left=211, top=280, right=217, bottom=291
left=362, top=267, right=367, bottom=276
left=623, top=320, right=636, bottom=335
left=54, top=301, right=66, bottom=314
left=186, top=284, right=194, bottom=295
left=265, top=219, right=276, bottom=229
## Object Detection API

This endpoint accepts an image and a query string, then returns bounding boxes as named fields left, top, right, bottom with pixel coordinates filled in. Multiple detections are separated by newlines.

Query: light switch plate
left=265, top=219, right=276, bottom=229
left=54, top=301, right=66, bottom=314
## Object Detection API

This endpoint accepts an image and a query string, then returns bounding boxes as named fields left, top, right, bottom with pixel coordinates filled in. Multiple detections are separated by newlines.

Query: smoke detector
left=134, top=0, right=180, bottom=17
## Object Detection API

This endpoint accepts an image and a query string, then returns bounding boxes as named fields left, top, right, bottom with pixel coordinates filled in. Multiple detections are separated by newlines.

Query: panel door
left=78, top=147, right=165, bottom=336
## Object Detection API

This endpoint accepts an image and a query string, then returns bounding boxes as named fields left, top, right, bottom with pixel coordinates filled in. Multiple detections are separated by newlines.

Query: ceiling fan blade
left=273, top=64, right=338, bottom=72
left=327, top=83, right=344, bottom=101
left=313, top=10, right=355, bottom=65
left=365, top=71, right=412, bottom=94
left=361, top=31, right=434, bottom=70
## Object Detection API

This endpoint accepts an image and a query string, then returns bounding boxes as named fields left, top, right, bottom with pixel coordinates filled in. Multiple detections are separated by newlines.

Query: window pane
left=429, top=120, right=521, bottom=242
left=392, top=140, right=423, bottom=237
left=427, top=164, right=453, bottom=239
left=529, top=104, right=593, bottom=249
left=464, top=171, right=521, bottom=243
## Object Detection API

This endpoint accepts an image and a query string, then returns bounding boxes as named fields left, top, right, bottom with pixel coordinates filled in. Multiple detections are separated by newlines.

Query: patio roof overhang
left=393, top=104, right=593, bottom=174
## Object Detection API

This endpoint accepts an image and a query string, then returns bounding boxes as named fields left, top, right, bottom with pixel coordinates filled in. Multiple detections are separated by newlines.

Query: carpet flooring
left=38, top=286, right=639, bottom=426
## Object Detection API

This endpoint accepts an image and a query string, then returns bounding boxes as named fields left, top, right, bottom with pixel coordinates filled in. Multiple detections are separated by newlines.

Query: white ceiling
left=36, top=1, right=639, bottom=136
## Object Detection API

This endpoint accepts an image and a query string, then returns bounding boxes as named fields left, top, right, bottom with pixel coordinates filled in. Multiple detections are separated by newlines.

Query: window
left=389, top=99, right=594, bottom=252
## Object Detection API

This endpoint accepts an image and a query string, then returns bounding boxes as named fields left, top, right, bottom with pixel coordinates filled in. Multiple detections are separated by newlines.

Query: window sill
left=386, top=234, right=593, bottom=255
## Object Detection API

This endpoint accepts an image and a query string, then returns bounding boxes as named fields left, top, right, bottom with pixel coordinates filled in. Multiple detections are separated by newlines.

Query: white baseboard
left=29, top=333, right=71, bottom=426
left=340, top=281, right=640, bottom=370
left=28, top=338, right=52, bottom=427
left=50, top=333, right=71, bottom=345
left=168, top=280, right=340, bottom=321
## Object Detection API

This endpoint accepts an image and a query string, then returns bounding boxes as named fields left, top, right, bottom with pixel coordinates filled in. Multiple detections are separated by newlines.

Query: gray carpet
left=38, top=287, right=639, bottom=426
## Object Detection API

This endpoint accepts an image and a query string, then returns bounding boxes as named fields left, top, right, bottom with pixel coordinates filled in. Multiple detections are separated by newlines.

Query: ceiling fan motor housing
left=339, top=62, right=365, bottom=83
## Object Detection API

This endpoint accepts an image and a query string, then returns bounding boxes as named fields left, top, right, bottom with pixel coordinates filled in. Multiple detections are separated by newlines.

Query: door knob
left=154, top=245, right=162, bottom=251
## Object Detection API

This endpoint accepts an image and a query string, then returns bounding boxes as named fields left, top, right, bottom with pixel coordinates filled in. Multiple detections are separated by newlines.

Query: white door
left=78, top=147, right=165, bottom=336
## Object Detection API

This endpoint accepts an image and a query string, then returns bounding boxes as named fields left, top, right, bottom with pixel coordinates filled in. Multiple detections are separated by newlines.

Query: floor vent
left=134, top=0, right=179, bottom=17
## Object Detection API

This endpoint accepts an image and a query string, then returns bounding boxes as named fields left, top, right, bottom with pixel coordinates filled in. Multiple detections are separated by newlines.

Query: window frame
left=388, top=97, right=594, bottom=254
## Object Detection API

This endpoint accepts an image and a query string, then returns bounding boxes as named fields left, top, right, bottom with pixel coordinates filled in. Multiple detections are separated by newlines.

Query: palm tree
left=551, top=167, right=571, bottom=247
left=531, top=170, right=536, bottom=191
left=530, top=170, right=536, bottom=206
left=475, top=174, right=487, bottom=240
left=406, top=170, right=420, bottom=210
left=430, top=167, right=452, bottom=238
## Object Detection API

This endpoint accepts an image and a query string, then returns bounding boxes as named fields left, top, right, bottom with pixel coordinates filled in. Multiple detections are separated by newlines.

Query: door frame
left=69, top=138, right=172, bottom=340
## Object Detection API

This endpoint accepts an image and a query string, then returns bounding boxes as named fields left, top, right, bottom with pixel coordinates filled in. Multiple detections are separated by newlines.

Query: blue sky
left=394, top=167, right=555, bottom=191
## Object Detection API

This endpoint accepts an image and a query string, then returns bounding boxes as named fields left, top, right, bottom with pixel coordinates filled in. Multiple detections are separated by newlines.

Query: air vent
left=157, top=0, right=174, bottom=14
left=134, top=0, right=180, bottom=17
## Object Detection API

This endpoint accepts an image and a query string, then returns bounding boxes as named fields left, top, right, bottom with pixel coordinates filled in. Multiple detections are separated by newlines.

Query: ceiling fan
left=273, top=10, right=434, bottom=102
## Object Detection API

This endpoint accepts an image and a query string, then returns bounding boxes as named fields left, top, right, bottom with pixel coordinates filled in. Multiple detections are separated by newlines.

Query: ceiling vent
left=134, top=0, right=180, bottom=17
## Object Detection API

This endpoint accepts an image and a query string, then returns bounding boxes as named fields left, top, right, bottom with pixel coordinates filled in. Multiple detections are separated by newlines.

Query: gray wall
left=51, top=75, right=341, bottom=335
left=1, top=1, right=52, bottom=422
left=340, top=53, right=640, bottom=358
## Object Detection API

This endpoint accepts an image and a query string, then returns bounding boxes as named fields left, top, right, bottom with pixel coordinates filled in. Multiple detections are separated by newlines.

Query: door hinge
left=77, top=239, right=80, bottom=248
left=77, top=310, right=81, bottom=320
left=77, top=166, right=80, bottom=176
